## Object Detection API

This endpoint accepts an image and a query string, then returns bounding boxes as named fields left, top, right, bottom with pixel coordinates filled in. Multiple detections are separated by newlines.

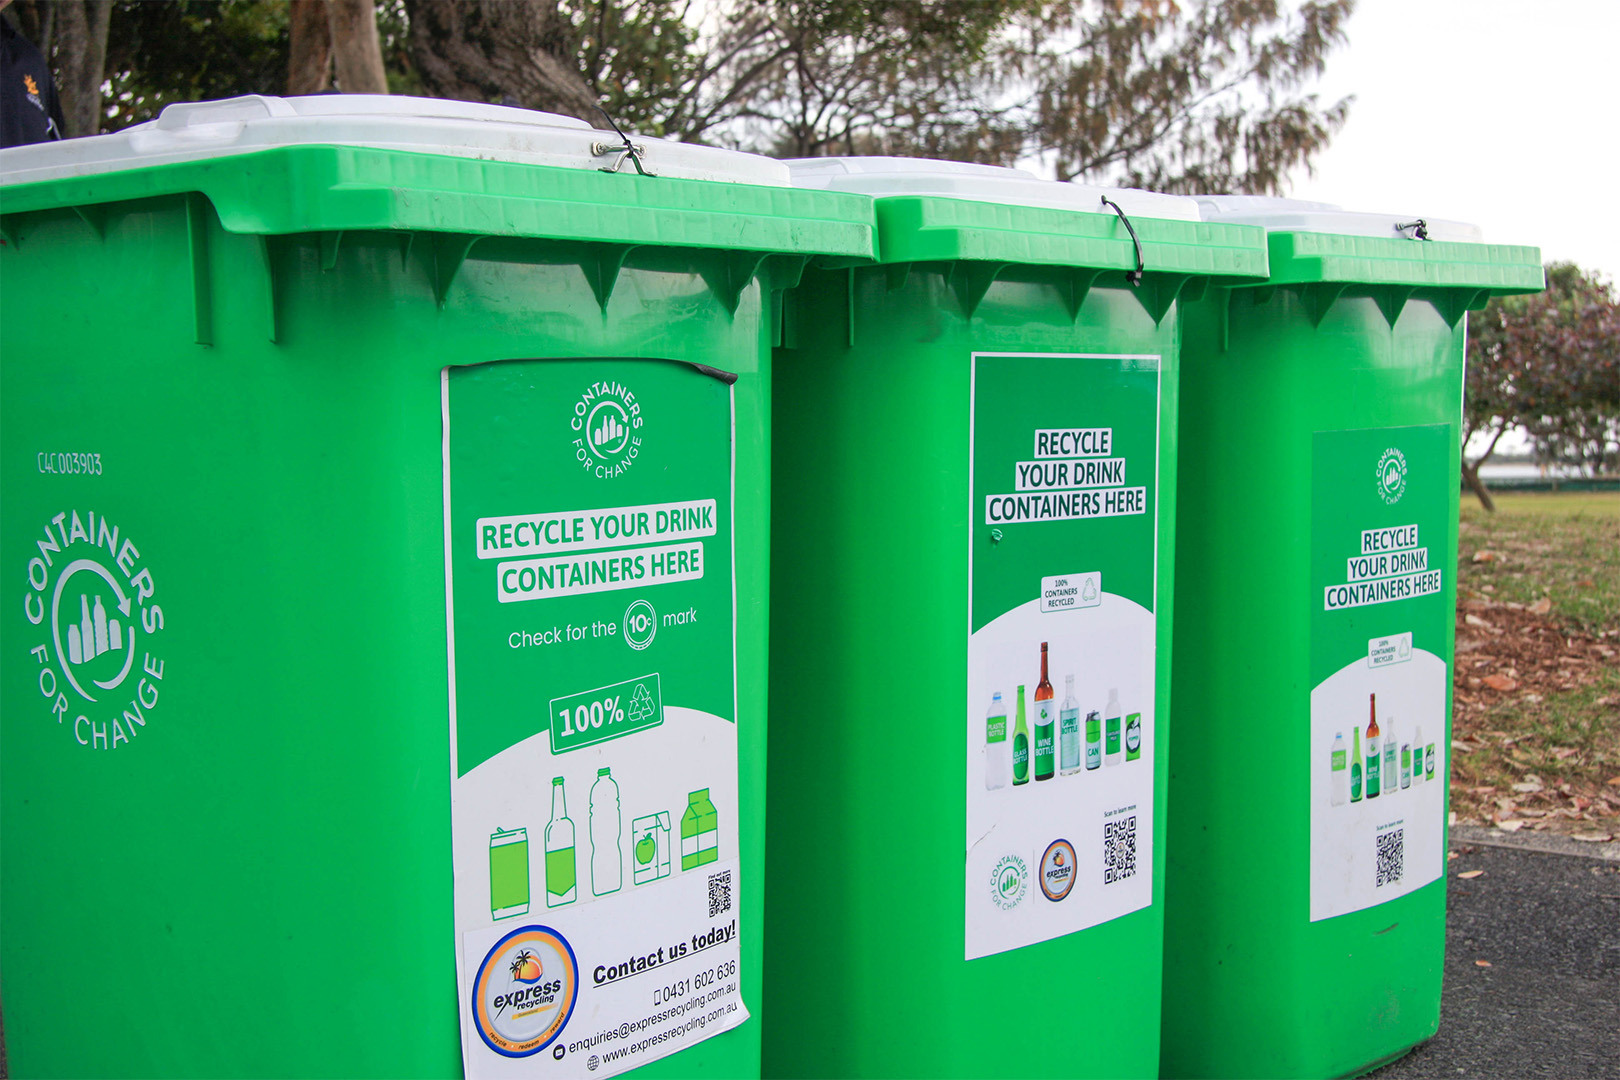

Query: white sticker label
left=1040, top=572, right=1102, bottom=613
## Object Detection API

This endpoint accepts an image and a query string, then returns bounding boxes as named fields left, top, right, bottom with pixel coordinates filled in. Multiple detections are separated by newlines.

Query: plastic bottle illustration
left=1085, top=707, right=1102, bottom=771
left=1351, top=726, right=1363, bottom=802
left=545, top=776, right=577, bottom=907
left=1400, top=742, right=1412, bottom=789
left=1059, top=676, right=1082, bottom=776
left=1412, top=724, right=1425, bottom=785
left=1365, top=695, right=1381, bottom=800
left=1383, top=715, right=1398, bottom=797
left=1103, top=688, right=1123, bottom=766
left=590, top=767, right=622, bottom=896
left=1034, top=644, right=1056, bottom=782
left=1011, top=686, right=1030, bottom=786
left=680, top=788, right=719, bottom=869
left=489, top=827, right=530, bottom=919
left=985, top=691, right=1009, bottom=790
left=1425, top=738, right=1437, bottom=782
left=1125, top=712, right=1142, bottom=762
left=1330, top=733, right=1348, bottom=806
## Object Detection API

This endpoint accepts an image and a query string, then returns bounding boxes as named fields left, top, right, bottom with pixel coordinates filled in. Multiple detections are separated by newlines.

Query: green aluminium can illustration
left=0, top=95, right=873, bottom=1080
left=1162, top=197, right=1542, bottom=1080
left=490, top=827, right=532, bottom=919
left=765, top=158, right=1268, bottom=1079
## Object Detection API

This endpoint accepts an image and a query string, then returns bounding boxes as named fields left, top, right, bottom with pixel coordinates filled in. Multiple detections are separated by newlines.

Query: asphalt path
left=1371, top=835, right=1620, bottom=1079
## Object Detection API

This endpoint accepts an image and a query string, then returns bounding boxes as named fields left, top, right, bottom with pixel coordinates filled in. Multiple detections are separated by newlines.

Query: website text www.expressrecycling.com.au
left=566, top=982, right=740, bottom=1065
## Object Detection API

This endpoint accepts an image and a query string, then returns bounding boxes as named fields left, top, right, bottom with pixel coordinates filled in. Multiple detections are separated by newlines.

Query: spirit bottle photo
left=545, top=776, right=577, bottom=907
left=1365, top=694, right=1381, bottom=800
left=986, top=691, right=1009, bottom=790
left=1383, top=715, right=1398, bottom=797
left=1059, top=676, right=1081, bottom=776
left=1012, top=686, right=1030, bottom=786
left=1034, top=644, right=1056, bottom=782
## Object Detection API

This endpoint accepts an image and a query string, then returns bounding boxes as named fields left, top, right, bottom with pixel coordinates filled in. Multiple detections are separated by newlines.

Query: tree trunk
left=403, top=0, right=600, bottom=121
left=327, top=0, right=388, bottom=94
left=1460, top=460, right=1496, bottom=513
left=52, top=1, right=111, bottom=138
left=288, top=0, right=334, bottom=95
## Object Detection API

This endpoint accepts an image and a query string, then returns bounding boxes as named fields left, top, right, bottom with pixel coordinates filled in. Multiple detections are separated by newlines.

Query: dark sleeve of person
left=1, top=17, right=65, bottom=148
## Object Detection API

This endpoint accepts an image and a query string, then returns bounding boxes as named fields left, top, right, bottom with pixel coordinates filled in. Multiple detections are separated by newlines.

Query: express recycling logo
left=472, top=925, right=579, bottom=1058
left=22, top=509, right=166, bottom=751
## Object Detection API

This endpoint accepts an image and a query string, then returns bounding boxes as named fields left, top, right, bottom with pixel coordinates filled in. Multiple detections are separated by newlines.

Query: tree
left=1464, top=264, right=1620, bottom=510
left=9, top=0, right=112, bottom=137
left=288, top=0, right=389, bottom=95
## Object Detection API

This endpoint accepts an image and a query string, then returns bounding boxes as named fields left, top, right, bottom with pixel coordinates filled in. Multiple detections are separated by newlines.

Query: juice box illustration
left=632, top=811, right=673, bottom=885
left=489, top=826, right=530, bottom=919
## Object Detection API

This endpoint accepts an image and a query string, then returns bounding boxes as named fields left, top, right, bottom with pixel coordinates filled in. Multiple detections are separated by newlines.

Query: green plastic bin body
left=763, top=160, right=1267, bottom=1079
left=0, top=95, right=871, bottom=1079
left=1162, top=201, right=1544, bottom=1079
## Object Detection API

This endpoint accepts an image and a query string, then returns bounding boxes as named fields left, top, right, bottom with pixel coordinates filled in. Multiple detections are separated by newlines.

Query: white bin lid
left=1193, top=196, right=1482, bottom=243
left=785, top=156, right=1200, bottom=221
left=0, top=94, right=789, bottom=188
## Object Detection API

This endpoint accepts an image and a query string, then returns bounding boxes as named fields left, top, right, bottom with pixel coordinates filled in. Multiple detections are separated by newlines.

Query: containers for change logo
left=1376, top=448, right=1408, bottom=505
left=473, top=925, right=579, bottom=1057
left=571, top=380, right=644, bottom=479
left=21, top=509, right=167, bottom=752
left=1039, top=839, right=1076, bottom=901
left=990, top=854, right=1029, bottom=910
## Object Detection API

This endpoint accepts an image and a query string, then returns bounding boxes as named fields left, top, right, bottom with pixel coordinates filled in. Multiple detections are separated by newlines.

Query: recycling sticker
left=21, top=509, right=167, bottom=751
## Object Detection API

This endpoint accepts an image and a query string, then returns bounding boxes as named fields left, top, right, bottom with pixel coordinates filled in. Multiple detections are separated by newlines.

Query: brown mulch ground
left=1450, top=595, right=1620, bottom=837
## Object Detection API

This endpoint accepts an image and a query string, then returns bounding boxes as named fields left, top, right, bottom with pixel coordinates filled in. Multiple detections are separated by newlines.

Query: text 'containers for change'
left=764, top=158, right=1267, bottom=1079
left=0, top=94, right=871, bottom=1079
left=1163, top=198, right=1542, bottom=1079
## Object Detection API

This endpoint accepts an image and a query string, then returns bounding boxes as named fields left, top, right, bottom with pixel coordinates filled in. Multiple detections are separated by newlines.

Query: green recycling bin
left=0, top=94, right=872, bottom=1079
left=762, top=159, right=1267, bottom=1078
left=1161, top=199, right=1543, bottom=1079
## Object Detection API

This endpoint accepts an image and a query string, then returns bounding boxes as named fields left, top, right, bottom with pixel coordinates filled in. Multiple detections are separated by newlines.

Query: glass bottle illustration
left=545, top=776, right=577, bottom=907
left=1365, top=694, right=1381, bottom=799
left=1425, top=737, right=1437, bottom=782
left=590, top=767, right=622, bottom=896
left=680, top=788, right=719, bottom=869
left=1329, top=733, right=1348, bottom=806
left=1059, top=676, right=1082, bottom=776
left=1085, top=706, right=1102, bottom=771
left=1412, top=724, right=1424, bottom=785
left=1126, top=712, right=1142, bottom=762
left=489, top=826, right=530, bottom=919
left=1351, top=726, right=1363, bottom=802
left=1103, top=688, right=1123, bottom=766
left=1011, top=686, right=1030, bottom=786
left=985, top=691, right=1009, bottom=790
left=1034, top=644, right=1056, bottom=781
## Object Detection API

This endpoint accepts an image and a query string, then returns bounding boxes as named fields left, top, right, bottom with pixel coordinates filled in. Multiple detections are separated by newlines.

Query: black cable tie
left=592, top=104, right=654, bottom=177
left=1396, top=218, right=1429, bottom=241
left=1100, top=196, right=1145, bottom=286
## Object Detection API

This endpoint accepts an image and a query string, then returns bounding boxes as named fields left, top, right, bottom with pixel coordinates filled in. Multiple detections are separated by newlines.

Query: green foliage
left=1467, top=264, right=1620, bottom=486
left=103, top=1, right=291, bottom=131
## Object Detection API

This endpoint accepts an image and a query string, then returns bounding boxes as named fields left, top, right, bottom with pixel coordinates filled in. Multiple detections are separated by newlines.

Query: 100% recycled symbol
left=557, top=694, right=625, bottom=737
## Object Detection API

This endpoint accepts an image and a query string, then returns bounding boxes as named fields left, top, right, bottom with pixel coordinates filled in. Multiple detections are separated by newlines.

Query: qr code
left=708, top=870, right=732, bottom=917
left=1103, top=815, right=1137, bottom=885
left=1376, top=828, right=1404, bottom=887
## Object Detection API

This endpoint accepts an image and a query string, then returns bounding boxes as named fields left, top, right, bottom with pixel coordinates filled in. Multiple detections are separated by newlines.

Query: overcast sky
left=1286, top=0, right=1618, bottom=281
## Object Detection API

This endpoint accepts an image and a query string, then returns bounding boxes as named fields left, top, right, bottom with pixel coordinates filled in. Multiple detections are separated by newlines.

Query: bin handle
left=592, top=104, right=655, bottom=177
left=1396, top=219, right=1430, bottom=241
left=1100, top=197, right=1145, bottom=286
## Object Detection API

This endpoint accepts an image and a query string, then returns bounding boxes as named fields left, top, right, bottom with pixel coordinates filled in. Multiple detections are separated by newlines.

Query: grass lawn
left=1452, top=489, right=1619, bottom=835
